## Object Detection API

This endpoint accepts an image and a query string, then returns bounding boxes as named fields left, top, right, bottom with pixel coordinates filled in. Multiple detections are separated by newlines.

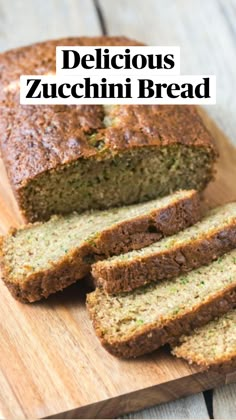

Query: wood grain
left=121, top=393, right=209, bottom=419
left=213, top=384, right=236, bottom=419
left=0, top=0, right=101, bottom=52
left=0, top=0, right=236, bottom=418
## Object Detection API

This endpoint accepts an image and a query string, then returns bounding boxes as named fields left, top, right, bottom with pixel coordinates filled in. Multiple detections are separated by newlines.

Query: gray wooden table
left=0, top=0, right=235, bottom=418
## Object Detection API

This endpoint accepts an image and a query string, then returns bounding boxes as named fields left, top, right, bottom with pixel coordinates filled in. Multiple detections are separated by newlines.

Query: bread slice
left=87, top=250, right=236, bottom=358
left=172, top=309, right=236, bottom=372
left=0, top=190, right=199, bottom=303
left=92, top=202, right=236, bottom=294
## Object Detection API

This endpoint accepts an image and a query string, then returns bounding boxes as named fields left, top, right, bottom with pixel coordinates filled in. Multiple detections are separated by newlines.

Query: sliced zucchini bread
left=92, top=202, right=236, bottom=294
left=172, top=309, right=236, bottom=372
left=87, top=250, right=236, bottom=358
left=0, top=190, right=199, bottom=303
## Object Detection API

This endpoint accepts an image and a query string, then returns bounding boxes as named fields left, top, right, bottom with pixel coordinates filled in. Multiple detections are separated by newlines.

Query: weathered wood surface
left=0, top=0, right=101, bottom=52
left=213, top=383, right=236, bottom=420
left=0, top=0, right=235, bottom=418
left=121, top=393, right=209, bottom=419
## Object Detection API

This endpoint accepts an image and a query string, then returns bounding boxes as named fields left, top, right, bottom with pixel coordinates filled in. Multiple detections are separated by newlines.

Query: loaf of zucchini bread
left=0, top=190, right=199, bottom=303
left=92, top=202, right=236, bottom=294
left=87, top=250, right=236, bottom=358
left=0, top=37, right=217, bottom=222
left=172, top=309, right=236, bottom=372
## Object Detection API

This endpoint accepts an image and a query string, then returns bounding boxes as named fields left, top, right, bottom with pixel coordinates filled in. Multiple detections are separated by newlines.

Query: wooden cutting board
left=0, top=109, right=236, bottom=419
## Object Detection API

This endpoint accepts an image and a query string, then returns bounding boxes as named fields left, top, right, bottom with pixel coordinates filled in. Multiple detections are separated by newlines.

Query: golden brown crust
left=93, top=190, right=201, bottom=257
left=86, top=284, right=236, bottom=358
left=0, top=36, right=142, bottom=188
left=171, top=309, right=236, bottom=373
left=173, top=346, right=236, bottom=374
left=0, top=190, right=200, bottom=302
left=0, top=37, right=217, bottom=191
left=1, top=243, right=91, bottom=303
left=0, top=36, right=142, bottom=104
left=92, top=221, right=236, bottom=294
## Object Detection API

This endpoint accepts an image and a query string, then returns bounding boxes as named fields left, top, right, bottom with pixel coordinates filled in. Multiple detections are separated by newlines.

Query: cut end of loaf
left=0, top=37, right=217, bottom=222
left=18, top=144, right=216, bottom=222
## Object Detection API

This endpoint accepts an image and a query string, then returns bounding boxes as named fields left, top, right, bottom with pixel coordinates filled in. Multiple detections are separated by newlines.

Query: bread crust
left=171, top=310, right=236, bottom=373
left=0, top=190, right=200, bottom=302
left=86, top=284, right=236, bottom=358
left=173, top=355, right=236, bottom=374
left=93, top=190, right=201, bottom=257
left=0, top=37, right=217, bottom=221
left=92, top=219, right=236, bottom=294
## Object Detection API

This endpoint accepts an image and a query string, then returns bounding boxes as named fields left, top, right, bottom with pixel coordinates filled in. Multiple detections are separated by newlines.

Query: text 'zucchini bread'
left=0, top=190, right=199, bottom=303
left=172, top=309, right=236, bottom=373
left=92, top=202, right=236, bottom=294
left=87, top=250, right=236, bottom=358
left=0, top=37, right=217, bottom=222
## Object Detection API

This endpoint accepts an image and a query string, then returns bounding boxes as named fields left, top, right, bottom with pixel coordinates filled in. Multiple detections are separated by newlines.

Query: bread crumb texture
left=87, top=250, right=236, bottom=358
left=0, top=190, right=199, bottom=302
left=92, top=202, right=236, bottom=293
left=172, top=309, right=236, bottom=370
